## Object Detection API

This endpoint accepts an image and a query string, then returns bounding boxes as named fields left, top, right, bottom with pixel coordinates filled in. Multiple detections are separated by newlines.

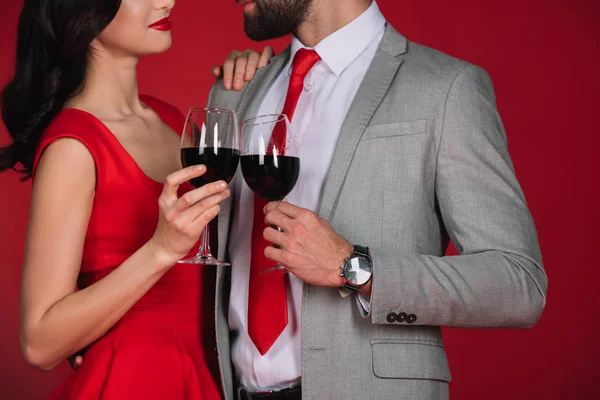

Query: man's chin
left=244, top=22, right=276, bottom=41
left=243, top=15, right=297, bottom=41
left=244, top=30, right=271, bottom=42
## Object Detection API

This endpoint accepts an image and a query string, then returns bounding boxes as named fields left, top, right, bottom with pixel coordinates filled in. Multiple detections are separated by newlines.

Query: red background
left=1, top=0, right=599, bottom=398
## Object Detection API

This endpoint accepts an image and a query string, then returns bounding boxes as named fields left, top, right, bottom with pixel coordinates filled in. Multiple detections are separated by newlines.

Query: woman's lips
left=149, top=16, right=172, bottom=31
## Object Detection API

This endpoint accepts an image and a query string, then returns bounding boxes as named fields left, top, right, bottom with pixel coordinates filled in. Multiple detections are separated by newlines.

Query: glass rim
left=188, top=107, right=237, bottom=115
left=242, top=113, right=289, bottom=127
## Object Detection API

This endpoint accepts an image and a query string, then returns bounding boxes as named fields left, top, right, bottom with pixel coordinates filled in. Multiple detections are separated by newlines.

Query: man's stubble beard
left=244, top=0, right=313, bottom=41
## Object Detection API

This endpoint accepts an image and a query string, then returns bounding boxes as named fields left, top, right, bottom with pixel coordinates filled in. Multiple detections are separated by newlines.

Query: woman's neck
left=69, top=49, right=144, bottom=120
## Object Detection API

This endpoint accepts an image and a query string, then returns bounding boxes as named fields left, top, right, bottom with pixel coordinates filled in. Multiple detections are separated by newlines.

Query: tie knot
left=291, top=48, right=321, bottom=80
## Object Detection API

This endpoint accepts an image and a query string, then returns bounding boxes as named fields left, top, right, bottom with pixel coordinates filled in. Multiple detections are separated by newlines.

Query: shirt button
left=407, top=314, right=417, bottom=324
left=304, top=83, right=313, bottom=92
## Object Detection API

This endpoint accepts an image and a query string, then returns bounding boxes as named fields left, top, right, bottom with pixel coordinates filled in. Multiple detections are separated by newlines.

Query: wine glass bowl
left=240, top=114, right=301, bottom=273
left=179, top=108, right=239, bottom=266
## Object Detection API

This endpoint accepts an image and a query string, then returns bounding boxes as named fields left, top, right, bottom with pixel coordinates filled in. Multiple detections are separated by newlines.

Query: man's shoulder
left=410, top=41, right=469, bottom=67
left=207, top=80, right=244, bottom=110
left=405, top=40, right=494, bottom=95
left=376, top=26, right=496, bottom=117
left=384, top=25, right=485, bottom=83
left=208, top=49, right=291, bottom=111
left=407, top=41, right=484, bottom=85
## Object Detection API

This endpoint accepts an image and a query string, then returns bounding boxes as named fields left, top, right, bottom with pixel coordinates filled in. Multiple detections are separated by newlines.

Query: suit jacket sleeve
left=367, top=65, right=547, bottom=328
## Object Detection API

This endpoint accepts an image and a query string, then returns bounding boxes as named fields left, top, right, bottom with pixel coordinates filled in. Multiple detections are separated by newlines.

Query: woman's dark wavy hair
left=0, top=0, right=121, bottom=180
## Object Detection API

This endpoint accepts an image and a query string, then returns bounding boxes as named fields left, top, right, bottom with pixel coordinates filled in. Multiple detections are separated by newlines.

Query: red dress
left=33, top=96, right=223, bottom=400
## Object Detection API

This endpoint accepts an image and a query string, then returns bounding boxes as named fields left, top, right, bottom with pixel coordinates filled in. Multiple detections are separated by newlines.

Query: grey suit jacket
left=208, top=25, right=547, bottom=400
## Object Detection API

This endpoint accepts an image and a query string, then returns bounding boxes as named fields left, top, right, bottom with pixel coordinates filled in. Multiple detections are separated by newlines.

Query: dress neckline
left=62, top=101, right=181, bottom=186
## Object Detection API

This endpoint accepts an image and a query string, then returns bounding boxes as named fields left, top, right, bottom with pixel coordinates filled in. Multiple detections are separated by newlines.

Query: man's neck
left=295, top=0, right=372, bottom=47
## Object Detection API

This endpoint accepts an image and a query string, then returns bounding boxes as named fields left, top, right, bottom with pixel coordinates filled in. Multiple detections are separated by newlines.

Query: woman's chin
left=143, top=40, right=173, bottom=55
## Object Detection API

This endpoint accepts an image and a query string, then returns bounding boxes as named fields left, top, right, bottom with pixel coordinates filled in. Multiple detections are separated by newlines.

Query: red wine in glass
left=181, top=147, right=239, bottom=188
left=240, top=154, right=300, bottom=201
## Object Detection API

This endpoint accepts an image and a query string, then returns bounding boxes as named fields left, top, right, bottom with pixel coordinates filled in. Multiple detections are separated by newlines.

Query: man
left=210, top=0, right=547, bottom=399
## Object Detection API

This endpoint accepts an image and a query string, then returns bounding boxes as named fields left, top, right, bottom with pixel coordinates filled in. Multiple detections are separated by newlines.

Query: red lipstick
left=149, top=16, right=172, bottom=31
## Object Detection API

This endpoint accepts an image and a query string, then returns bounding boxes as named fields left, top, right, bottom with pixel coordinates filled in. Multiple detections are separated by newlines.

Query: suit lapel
left=318, top=25, right=408, bottom=221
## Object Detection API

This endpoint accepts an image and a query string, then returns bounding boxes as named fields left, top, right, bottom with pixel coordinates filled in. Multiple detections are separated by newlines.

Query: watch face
left=344, top=256, right=373, bottom=285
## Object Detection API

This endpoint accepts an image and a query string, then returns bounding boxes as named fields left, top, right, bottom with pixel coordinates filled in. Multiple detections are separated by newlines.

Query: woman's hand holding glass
left=148, top=165, right=230, bottom=265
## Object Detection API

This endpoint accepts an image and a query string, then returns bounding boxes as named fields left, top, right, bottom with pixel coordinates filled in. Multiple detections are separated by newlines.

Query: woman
left=0, top=0, right=269, bottom=398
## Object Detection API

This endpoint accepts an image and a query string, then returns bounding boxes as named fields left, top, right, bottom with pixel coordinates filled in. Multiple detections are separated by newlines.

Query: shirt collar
left=288, top=1, right=386, bottom=76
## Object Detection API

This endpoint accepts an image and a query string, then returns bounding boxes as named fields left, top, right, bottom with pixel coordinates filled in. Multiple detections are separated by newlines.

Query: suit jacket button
left=407, top=314, right=417, bottom=324
left=386, top=312, right=398, bottom=323
left=397, top=312, right=408, bottom=322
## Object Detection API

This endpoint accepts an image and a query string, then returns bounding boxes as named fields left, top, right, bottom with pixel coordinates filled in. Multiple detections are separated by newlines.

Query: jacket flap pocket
left=371, top=340, right=451, bottom=382
left=362, top=119, right=428, bottom=140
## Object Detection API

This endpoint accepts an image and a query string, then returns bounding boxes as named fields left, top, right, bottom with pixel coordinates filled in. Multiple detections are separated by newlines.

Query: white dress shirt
left=227, top=1, right=386, bottom=392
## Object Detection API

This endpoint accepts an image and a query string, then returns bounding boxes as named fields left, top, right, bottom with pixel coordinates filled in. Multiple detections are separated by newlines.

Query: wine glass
left=179, top=108, right=240, bottom=266
left=240, top=114, right=300, bottom=273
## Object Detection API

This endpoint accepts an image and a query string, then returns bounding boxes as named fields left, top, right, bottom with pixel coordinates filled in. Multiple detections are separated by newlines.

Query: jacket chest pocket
left=362, top=119, right=428, bottom=140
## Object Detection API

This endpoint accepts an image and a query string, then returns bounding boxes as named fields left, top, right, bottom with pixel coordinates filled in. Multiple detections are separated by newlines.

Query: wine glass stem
left=199, top=225, right=212, bottom=258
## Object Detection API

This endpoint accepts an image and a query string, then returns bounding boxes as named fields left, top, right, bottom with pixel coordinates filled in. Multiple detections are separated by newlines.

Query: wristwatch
left=340, top=245, right=373, bottom=292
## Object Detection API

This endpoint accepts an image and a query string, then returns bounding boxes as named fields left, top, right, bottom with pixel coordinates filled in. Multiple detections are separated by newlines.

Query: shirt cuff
left=358, top=293, right=371, bottom=313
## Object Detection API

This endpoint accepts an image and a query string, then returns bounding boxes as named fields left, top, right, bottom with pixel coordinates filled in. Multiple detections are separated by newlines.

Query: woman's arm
left=20, top=137, right=229, bottom=371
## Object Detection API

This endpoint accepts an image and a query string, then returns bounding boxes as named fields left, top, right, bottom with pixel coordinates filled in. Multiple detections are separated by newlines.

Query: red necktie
left=248, top=49, right=321, bottom=356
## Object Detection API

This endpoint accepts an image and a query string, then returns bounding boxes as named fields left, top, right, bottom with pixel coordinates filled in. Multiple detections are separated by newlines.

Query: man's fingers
left=264, top=245, right=294, bottom=267
left=263, top=225, right=285, bottom=245
left=264, top=200, right=304, bottom=219
left=264, top=209, right=292, bottom=232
